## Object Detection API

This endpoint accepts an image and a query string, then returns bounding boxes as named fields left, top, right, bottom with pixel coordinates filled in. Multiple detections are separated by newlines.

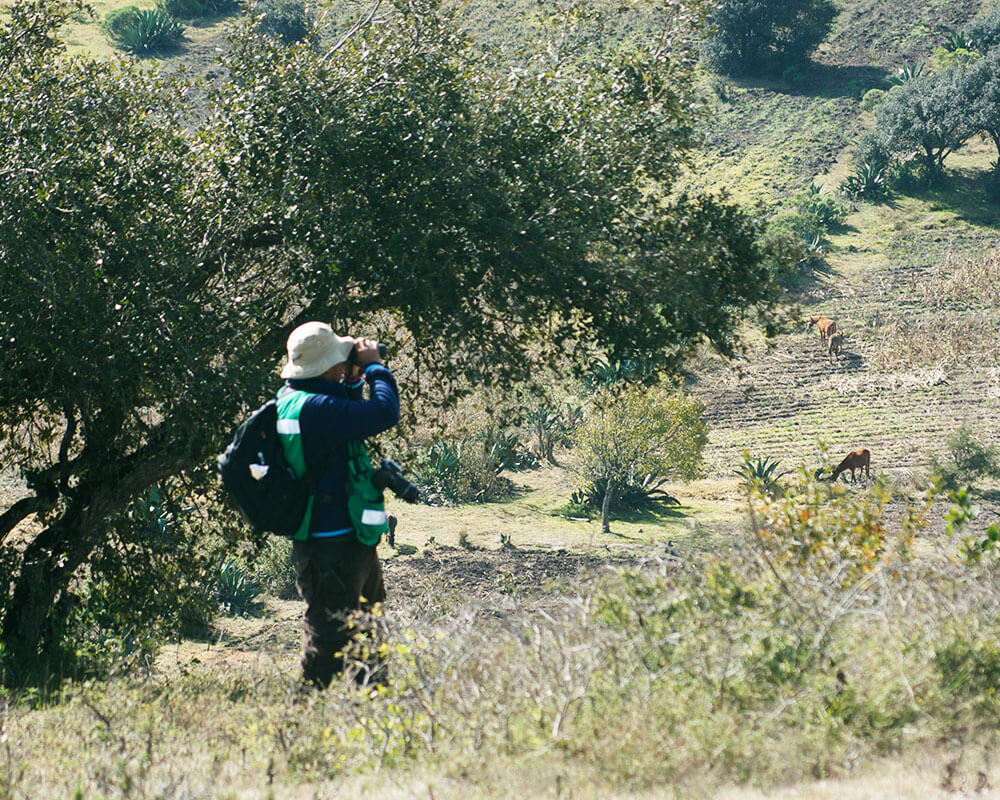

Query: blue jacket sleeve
left=299, top=364, right=400, bottom=454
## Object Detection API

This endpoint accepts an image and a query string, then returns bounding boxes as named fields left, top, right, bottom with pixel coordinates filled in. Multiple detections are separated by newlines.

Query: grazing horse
left=807, top=315, right=838, bottom=344
left=827, top=331, right=844, bottom=359
left=831, top=448, right=870, bottom=482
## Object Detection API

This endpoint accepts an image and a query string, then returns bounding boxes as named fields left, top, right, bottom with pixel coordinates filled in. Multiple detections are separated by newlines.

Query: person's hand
left=353, top=337, right=382, bottom=367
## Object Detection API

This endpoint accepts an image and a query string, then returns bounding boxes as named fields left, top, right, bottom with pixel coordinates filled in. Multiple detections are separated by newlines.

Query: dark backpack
left=217, top=400, right=309, bottom=536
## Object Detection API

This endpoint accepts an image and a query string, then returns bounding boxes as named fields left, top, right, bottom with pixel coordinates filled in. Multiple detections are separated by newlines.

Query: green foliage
left=251, top=0, right=314, bottom=43
left=941, top=28, right=976, bottom=54
left=0, top=0, right=787, bottom=678
left=965, top=49, right=1000, bottom=167
left=734, top=454, right=788, bottom=496
left=875, top=66, right=980, bottom=176
left=100, top=4, right=141, bottom=38
left=963, top=2, right=1000, bottom=54
left=700, top=0, right=838, bottom=76
left=157, top=0, right=239, bottom=18
left=932, top=45, right=980, bottom=71
left=889, top=59, right=925, bottom=85
left=841, top=131, right=891, bottom=200
left=156, top=0, right=204, bottom=19
left=934, top=625, right=1000, bottom=723
left=790, top=183, right=846, bottom=231
left=413, top=433, right=517, bottom=505
left=216, top=560, right=262, bottom=616
left=929, top=427, right=1000, bottom=492
left=248, top=538, right=297, bottom=599
left=521, top=400, right=581, bottom=465
left=108, top=7, right=185, bottom=55
left=573, top=384, right=707, bottom=530
left=39, top=484, right=220, bottom=681
left=840, top=161, right=887, bottom=201
left=859, top=88, right=885, bottom=112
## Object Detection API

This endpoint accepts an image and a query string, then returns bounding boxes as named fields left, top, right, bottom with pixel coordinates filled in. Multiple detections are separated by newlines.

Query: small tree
left=700, top=0, right=838, bottom=76
left=964, top=2, right=1000, bottom=54
left=573, top=385, right=707, bottom=533
left=874, top=66, right=980, bottom=177
left=967, top=50, right=1000, bottom=171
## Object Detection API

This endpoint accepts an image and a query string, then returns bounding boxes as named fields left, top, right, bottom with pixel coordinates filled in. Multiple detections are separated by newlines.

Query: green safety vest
left=275, top=389, right=389, bottom=545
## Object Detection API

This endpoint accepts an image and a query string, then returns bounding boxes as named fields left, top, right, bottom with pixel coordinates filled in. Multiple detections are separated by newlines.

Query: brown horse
left=827, top=331, right=844, bottom=359
left=807, top=315, right=838, bottom=344
left=831, top=448, right=870, bottom=482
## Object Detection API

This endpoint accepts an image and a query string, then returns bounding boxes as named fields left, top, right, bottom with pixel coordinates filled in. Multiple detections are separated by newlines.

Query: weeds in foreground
left=5, top=475, right=1000, bottom=797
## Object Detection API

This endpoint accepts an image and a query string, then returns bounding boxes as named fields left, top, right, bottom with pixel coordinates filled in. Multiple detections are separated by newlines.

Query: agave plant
left=890, top=60, right=925, bottom=85
left=734, top=455, right=789, bottom=496
left=942, top=28, right=975, bottom=52
left=112, top=8, right=185, bottom=55
left=841, top=162, right=886, bottom=201
left=216, top=560, right=261, bottom=616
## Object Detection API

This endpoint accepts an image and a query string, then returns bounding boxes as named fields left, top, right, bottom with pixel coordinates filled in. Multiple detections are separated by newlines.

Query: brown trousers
left=290, top=536, right=386, bottom=689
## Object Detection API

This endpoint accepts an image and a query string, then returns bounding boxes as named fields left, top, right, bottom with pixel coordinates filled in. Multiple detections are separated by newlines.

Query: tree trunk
left=1, top=447, right=191, bottom=675
left=2, top=501, right=97, bottom=675
left=601, top=477, right=617, bottom=534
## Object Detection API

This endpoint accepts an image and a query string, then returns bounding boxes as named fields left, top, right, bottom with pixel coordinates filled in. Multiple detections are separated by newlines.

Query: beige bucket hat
left=280, top=322, right=355, bottom=379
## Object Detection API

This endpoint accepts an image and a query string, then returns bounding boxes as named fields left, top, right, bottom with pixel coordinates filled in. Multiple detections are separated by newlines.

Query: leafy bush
left=964, top=2, right=1000, bottom=54
left=156, top=0, right=206, bottom=19
left=253, top=0, right=314, bottom=43
left=859, top=88, right=885, bottom=112
left=108, top=7, right=185, bottom=55
left=890, top=60, right=925, bottom=86
left=522, top=401, right=581, bottom=464
left=875, top=68, right=979, bottom=177
left=250, top=538, right=298, bottom=600
left=929, top=426, right=1000, bottom=492
left=700, top=0, right=838, bottom=76
left=573, top=384, right=707, bottom=531
left=101, top=5, right=142, bottom=38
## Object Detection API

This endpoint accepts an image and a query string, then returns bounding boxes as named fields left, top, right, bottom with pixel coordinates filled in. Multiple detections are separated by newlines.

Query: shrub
left=840, top=162, right=887, bottom=201
left=413, top=436, right=515, bottom=504
left=156, top=0, right=206, bottom=19
left=932, top=46, right=981, bottom=71
left=522, top=401, right=581, bottom=465
left=964, top=2, right=1000, bottom=54
left=253, top=0, right=314, bottom=43
left=573, top=384, right=707, bottom=532
left=108, top=7, right=185, bottom=55
left=859, top=88, right=885, bottom=112
left=929, top=426, right=1000, bottom=492
left=250, top=538, right=298, bottom=600
left=100, top=5, right=142, bottom=38
left=875, top=67, right=980, bottom=177
left=700, top=0, right=838, bottom=76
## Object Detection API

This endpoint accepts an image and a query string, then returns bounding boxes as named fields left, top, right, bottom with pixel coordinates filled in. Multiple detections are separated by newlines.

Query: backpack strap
left=275, top=389, right=315, bottom=541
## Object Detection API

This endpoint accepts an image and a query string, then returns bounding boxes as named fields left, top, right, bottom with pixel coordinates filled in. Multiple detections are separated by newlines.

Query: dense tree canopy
left=874, top=65, right=982, bottom=175
left=0, top=0, right=788, bottom=674
left=700, top=0, right=838, bottom=76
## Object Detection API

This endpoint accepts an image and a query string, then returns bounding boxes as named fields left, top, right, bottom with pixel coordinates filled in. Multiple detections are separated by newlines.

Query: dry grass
left=925, top=246, right=1000, bottom=308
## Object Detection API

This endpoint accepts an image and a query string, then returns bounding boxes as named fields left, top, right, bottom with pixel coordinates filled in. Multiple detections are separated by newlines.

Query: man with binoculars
left=277, top=321, right=404, bottom=689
